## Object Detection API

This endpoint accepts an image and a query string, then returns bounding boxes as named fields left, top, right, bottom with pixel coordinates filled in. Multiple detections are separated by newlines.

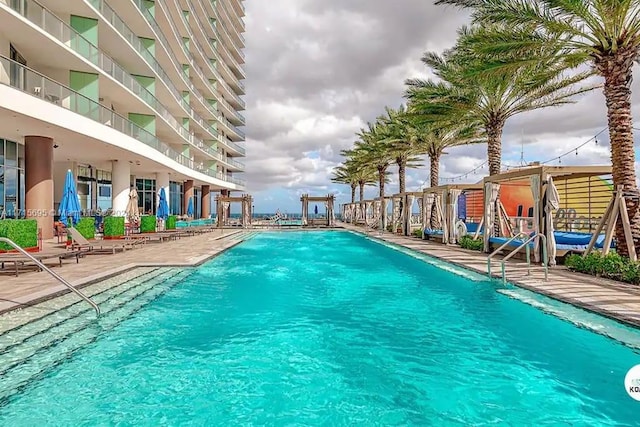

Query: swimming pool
left=0, top=231, right=638, bottom=425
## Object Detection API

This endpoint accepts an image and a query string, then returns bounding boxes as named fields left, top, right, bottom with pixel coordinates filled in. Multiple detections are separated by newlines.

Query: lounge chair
left=0, top=249, right=82, bottom=277
left=68, top=228, right=140, bottom=254
left=489, top=231, right=614, bottom=258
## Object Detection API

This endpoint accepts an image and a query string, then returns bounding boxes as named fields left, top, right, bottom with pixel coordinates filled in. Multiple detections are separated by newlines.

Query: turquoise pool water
left=1, top=231, right=639, bottom=425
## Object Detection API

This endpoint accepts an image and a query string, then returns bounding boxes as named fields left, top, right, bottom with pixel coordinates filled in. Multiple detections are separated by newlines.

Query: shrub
left=412, top=229, right=423, bottom=238
left=140, top=215, right=156, bottom=233
left=166, top=215, right=177, bottom=230
left=386, top=224, right=393, bottom=232
left=565, top=252, right=640, bottom=285
left=75, top=217, right=95, bottom=240
left=459, top=235, right=484, bottom=251
left=0, top=219, right=38, bottom=251
left=103, top=216, right=125, bottom=238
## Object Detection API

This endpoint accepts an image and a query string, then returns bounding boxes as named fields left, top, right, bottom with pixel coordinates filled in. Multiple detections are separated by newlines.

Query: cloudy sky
left=241, top=0, right=638, bottom=214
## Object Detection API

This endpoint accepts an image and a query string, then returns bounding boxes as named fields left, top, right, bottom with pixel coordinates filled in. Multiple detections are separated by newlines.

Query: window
left=136, top=178, right=156, bottom=215
left=169, top=181, right=183, bottom=215
left=0, top=139, right=24, bottom=218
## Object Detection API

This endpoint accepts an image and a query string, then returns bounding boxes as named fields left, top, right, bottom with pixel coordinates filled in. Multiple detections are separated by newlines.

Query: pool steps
left=0, top=267, right=192, bottom=404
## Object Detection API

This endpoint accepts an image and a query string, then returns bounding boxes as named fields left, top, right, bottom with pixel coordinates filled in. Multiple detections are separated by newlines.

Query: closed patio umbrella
left=187, top=196, right=194, bottom=218
left=58, top=169, right=81, bottom=227
left=157, top=188, right=169, bottom=220
left=126, top=188, right=140, bottom=224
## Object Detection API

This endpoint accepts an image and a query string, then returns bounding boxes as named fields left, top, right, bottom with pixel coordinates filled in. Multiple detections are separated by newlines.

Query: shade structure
left=187, top=196, right=194, bottom=217
left=126, top=188, right=140, bottom=223
left=157, top=188, right=169, bottom=220
left=58, top=169, right=81, bottom=226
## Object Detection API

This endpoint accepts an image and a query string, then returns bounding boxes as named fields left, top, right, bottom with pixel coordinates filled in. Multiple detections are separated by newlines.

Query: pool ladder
left=487, top=232, right=548, bottom=284
left=0, top=237, right=100, bottom=316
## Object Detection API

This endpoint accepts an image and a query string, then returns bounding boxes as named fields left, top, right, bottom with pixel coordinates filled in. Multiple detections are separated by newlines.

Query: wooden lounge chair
left=0, top=249, right=82, bottom=277
left=68, top=228, right=140, bottom=254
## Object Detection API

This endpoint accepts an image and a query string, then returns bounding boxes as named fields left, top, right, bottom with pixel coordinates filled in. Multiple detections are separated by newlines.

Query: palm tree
left=413, top=115, right=485, bottom=188
left=331, top=164, right=358, bottom=203
left=435, top=0, right=640, bottom=257
left=378, top=105, right=423, bottom=193
left=354, top=121, right=393, bottom=199
left=406, top=27, right=592, bottom=176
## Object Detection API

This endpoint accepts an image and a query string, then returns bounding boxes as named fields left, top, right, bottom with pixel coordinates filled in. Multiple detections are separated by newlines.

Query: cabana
left=395, top=192, right=423, bottom=236
left=422, top=183, right=484, bottom=244
left=215, top=194, right=253, bottom=228
left=482, top=165, right=614, bottom=264
left=300, top=194, right=335, bottom=226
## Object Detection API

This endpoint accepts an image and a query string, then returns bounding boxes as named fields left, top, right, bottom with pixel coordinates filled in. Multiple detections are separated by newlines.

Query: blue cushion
left=489, top=236, right=534, bottom=248
left=424, top=229, right=444, bottom=235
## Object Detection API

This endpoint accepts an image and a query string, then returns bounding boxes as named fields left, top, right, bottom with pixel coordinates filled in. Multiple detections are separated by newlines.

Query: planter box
left=76, top=217, right=95, bottom=240
left=0, top=219, right=38, bottom=251
left=103, top=216, right=125, bottom=238
left=140, top=215, right=157, bottom=233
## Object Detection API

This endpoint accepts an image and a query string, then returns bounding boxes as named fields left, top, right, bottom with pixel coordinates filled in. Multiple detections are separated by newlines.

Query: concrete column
left=156, top=171, right=170, bottom=212
left=201, top=185, right=210, bottom=218
left=25, top=136, right=54, bottom=240
left=184, top=179, right=194, bottom=216
left=111, top=160, right=131, bottom=216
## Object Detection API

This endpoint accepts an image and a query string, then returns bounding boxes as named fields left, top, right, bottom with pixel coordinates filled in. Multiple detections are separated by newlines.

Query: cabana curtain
left=530, top=175, right=541, bottom=263
left=483, top=183, right=500, bottom=251
left=545, top=175, right=560, bottom=265
left=448, top=189, right=462, bottom=244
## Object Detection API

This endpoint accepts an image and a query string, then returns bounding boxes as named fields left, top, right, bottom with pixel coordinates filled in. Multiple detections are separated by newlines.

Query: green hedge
left=412, top=229, right=423, bottom=238
left=104, top=216, right=125, bottom=238
left=0, top=219, right=38, bottom=251
left=565, top=252, right=640, bottom=284
left=140, top=215, right=156, bottom=233
left=75, top=217, right=95, bottom=240
left=166, top=215, right=177, bottom=230
left=459, top=235, right=484, bottom=251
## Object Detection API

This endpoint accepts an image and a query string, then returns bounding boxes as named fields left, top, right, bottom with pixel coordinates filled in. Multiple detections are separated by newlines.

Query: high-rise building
left=0, top=0, right=246, bottom=238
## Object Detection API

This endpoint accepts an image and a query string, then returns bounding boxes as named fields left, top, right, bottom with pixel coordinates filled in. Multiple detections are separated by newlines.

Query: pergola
left=215, top=193, right=253, bottom=228
left=422, top=183, right=484, bottom=244
left=300, top=194, right=335, bottom=226
left=482, top=164, right=614, bottom=263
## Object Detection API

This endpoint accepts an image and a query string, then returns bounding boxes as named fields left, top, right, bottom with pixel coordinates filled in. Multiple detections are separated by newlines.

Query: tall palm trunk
left=486, top=119, right=504, bottom=176
left=350, top=184, right=356, bottom=203
left=429, top=152, right=440, bottom=188
left=378, top=165, right=387, bottom=231
left=359, top=181, right=365, bottom=201
left=599, top=52, right=640, bottom=257
left=486, top=118, right=505, bottom=236
left=378, top=165, right=386, bottom=198
left=429, top=152, right=441, bottom=228
left=396, top=156, right=407, bottom=194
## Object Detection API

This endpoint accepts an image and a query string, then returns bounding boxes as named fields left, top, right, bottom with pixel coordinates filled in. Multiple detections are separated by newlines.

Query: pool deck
left=0, top=229, right=247, bottom=314
left=342, top=223, right=640, bottom=329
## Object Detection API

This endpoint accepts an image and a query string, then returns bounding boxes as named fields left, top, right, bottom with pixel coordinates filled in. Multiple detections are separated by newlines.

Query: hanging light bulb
left=558, top=157, right=562, bottom=164
left=595, top=138, right=598, bottom=145
left=576, top=149, right=578, bottom=155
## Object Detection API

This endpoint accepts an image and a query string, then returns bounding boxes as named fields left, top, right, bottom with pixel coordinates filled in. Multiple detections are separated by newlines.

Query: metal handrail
left=500, top=233, right=548, bottom=284
left=0, top=238, right=100, bottom=316
left=487, top=231, right=529, bottom=277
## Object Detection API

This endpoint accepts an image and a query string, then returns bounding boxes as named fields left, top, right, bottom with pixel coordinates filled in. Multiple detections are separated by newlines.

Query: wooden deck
left=342, top=223, right=640, bottom=329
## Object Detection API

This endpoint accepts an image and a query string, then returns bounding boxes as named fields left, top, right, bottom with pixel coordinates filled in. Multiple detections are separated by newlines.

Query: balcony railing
left=0, top=56, right=245, bottom=187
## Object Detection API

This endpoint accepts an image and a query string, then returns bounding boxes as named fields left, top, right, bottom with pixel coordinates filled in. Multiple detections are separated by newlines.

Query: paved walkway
left=343, top=223, right=640, bottom=329
left=0, top=229, right=246, bottom=314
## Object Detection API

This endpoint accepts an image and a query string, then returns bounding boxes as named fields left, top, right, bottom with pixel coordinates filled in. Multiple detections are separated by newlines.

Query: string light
left=412, top=124, right=640, bottom=190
